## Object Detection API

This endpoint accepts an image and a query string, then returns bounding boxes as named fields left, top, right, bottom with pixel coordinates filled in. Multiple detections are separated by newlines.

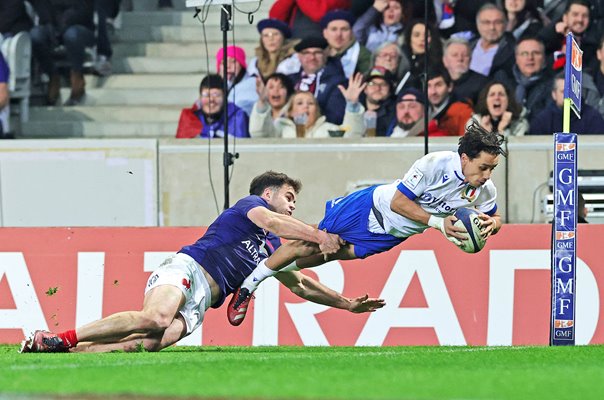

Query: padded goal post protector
left=551, top=133, right=578, bottom=346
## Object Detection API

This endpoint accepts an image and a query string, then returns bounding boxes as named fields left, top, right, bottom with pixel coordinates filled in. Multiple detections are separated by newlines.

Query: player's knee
left=140, top=312, right=173, bottom=333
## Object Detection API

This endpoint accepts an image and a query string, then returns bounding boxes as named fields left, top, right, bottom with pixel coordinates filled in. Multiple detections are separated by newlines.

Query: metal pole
left=423, top=0, right=429, bottom=155
left=221, top=5, right=231, bottom=209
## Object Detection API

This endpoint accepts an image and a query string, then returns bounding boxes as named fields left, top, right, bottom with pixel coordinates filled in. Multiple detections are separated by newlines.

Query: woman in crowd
left=353, top=0, right=412, bottom=53
left=249, top=73, right=295, bottom=136
left=250, top=73, right=366, bottom=138
left=469, top=81, right=528, bottom=136
left=216, top=46, right=258, bottom=116
left=247, top=18, right=300, bottom=80
left=499, top=0, right=544, bottom=40
left=175, top=74, right=249, bottom=139
left=398, top=20, right=443, bottom=89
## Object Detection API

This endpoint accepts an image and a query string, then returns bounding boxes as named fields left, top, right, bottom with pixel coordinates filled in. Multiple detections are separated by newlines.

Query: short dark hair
left=565, top=0, right=590, bottom=13
left=249, top=171, right=302, bottom=196
left=459, top=120, right=507, bottom=159
left=264, top=72, right=295, bottom=98
left=427, top=65, right=451, bottom=85
left=199, top=74, right=224, bottom=92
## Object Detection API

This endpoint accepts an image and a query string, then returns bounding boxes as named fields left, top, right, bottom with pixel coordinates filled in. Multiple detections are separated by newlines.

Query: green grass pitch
left=2, top=345, right=604, bottom=399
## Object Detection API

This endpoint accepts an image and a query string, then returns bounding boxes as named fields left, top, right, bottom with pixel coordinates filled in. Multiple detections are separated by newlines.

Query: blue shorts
left=318, top=186, right=404, bottom=259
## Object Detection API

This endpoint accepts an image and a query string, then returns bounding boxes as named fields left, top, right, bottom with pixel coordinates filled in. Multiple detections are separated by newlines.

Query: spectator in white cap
left=321, top=9, right=371, bottom=78
left=247, top=18, right=302, bottom=80
left=216, top=45, right=258, bottom=116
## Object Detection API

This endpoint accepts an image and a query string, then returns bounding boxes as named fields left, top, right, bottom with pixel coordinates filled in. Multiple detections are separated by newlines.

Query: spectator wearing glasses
left=247, top=18, right=301, bottom=80
left=370, top=41, right=403, bottom=81
left=176, top=74, right=249, bottom=139
left=359, top=66, right=396, bottom=136
left=287, top=36, right=348, bottom=124
left=470, top=3, right=516, bottom=79
left=493, top=36, right=552, bottom=123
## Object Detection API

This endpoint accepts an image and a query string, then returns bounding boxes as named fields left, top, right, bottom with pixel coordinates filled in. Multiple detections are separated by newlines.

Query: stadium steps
left=23, top=0, right=269, bottom=138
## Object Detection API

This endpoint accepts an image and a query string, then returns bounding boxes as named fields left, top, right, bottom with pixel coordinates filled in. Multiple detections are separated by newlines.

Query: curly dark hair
left=249, top=171, right=302, bottom=196
left=474, top=81, right=522, bottom=119
left=459, top=120, right=507, bottom=159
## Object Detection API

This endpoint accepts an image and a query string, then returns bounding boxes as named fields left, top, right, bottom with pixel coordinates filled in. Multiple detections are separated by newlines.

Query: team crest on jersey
left=404, top=169, right=424, bottom=189
left=461, top=185, right=477, bottom=202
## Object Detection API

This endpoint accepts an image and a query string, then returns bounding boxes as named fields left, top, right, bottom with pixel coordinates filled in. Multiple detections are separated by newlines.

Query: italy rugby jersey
left=372, top=151, right=498, bottom=238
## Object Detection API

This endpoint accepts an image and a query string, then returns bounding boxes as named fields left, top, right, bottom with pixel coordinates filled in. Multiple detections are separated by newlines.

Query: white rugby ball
left=453, top=208, right=486, bottom=253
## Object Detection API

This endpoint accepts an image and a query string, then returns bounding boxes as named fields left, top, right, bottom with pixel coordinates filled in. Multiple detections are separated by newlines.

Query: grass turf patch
left=2, top=345, right=604, bottom=399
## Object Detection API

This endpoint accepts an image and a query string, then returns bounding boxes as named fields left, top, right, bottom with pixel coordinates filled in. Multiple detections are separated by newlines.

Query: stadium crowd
left=3, top=0, right=604, bottom=138
left=177, top=0, right=604, bottom=138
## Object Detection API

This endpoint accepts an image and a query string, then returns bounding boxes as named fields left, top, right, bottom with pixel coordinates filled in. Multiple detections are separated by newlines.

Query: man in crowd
left=21, top=171, right=384, bottom=353
left=360, top=66, right=395, bottom=136
left=539, top=0, right=597, bottom=72
left=494, top=36, right=553, bottom=123
left=387, top=88, right=426, bottom=137
left=426, top=66, right=473, bottom=136
left=321, top=9, right=371, bottom=78
left=470, top=3, right=515, bottom=78
left=287, top=36, right=348, bottom=124
left=442, top=37, right=488, bottom=104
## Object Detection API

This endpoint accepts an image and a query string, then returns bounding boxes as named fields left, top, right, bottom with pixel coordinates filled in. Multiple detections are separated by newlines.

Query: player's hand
left=477, top=213, right=497, bottom=238
left=443, top=215, right=468, bottom=244
left=348, top=294, right=386, bottom=313
left=317, top=230, right=342, bottom=255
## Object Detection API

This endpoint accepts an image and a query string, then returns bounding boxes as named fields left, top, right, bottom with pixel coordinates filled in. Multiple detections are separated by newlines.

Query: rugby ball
left=453, top=208, right=486, bottom=254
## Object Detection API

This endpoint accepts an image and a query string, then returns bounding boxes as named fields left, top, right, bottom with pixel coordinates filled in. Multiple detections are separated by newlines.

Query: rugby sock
left=241, top=259, right=278, bottom=292
left=58, top=329, right=78, bottom=348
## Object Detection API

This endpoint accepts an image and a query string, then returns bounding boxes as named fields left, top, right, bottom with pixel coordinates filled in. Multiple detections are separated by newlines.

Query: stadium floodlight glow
left=186, top=0, right=261, bottom=6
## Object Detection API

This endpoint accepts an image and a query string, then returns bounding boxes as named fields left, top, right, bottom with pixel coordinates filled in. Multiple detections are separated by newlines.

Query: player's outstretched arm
left=247, top=206, right=342, bottom=254
left=390, top=190, right=467, bottom=242
left=275, top=270, right=385, bottom=313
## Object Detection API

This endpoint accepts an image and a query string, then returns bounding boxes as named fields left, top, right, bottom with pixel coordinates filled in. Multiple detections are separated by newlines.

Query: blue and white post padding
left=550, top=133, right=578, bottom=346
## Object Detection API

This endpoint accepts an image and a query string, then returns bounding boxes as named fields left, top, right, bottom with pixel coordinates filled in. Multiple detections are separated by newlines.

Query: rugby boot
left=19, top=330, right=68, bottom=353
left=227, top=287, right=253, bottom=326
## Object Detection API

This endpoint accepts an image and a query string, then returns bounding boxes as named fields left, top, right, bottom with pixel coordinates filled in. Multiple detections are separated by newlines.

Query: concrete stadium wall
left=0, top=137, right=601, bottom=227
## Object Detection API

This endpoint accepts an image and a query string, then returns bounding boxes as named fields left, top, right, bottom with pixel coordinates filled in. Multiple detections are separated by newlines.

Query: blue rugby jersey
left=178, top=195, right=281, bottom=307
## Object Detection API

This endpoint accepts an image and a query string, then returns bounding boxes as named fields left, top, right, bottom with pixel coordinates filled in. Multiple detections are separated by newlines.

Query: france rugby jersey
left=179, top=195, right=281, bottom=308
left=372, top=151, right=498, bottom=238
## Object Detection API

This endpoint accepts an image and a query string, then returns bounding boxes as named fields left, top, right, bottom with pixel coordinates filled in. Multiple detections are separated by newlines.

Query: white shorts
left=145, top=253, right=212, bottom=335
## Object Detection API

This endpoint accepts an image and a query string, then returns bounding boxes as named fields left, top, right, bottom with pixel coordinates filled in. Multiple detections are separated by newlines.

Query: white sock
left=241, top=259, right=278, bottom=292
left=280, top=260, right=300, bottom=272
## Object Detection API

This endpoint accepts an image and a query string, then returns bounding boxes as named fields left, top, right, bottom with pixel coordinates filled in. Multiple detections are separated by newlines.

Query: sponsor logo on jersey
left=405, top=169, right=423, bottom=189
left=461, top=185, right=477, bottom=202
left=442, top=174, right=449, bottom=183
left=147, top=274, right=159, bottom=288
left=182, top=278, right=191, bottom=290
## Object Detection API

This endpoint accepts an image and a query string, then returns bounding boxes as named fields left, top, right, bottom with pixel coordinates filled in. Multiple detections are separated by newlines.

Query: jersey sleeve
left=397, top=154, right=439, bottom=200
left=475, top=181, right=498, bottom=216
left=234, top=195, right=269, bottom=216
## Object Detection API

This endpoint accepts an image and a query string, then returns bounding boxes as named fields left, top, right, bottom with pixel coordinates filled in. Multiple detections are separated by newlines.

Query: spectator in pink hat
left=216, top=45, right=258, bottom=116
